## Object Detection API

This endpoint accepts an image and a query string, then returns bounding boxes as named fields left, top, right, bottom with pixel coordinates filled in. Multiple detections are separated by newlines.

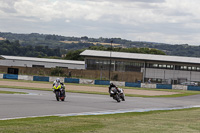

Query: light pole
left=109, top=40, right=113, bottom=80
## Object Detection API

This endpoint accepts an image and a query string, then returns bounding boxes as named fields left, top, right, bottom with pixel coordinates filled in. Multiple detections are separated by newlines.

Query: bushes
left=50, top=67, right=64, bottom=76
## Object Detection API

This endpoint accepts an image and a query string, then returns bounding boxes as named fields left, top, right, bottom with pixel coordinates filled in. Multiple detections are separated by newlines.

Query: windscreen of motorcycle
left=54, top=83, right=61, bottom=89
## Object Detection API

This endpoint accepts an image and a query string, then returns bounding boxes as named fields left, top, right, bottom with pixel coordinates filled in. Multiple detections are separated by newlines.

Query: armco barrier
left=3, top=74, right=18, bottom=80
left=33, top=76, right=49, bottom=82
left=156, top=84, right=172, bottom=89
left=18, top=75, right=33, bottom=81
left=94, top=80, right=110, bottom=85
left=187, top=86, right=200, bottom=91
left=65, top=78, right=79, bottom=83
left=111, top=81, right=125, bottom=87
left=80, top=79, right=94, bottom=84
left=49, top=77, right=65, bottom=83
left=125, top=82, right=141, bottom=88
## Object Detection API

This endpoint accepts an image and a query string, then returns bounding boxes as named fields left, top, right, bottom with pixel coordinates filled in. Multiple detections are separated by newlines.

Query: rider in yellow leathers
left=52, top=78, right=65, bottom=95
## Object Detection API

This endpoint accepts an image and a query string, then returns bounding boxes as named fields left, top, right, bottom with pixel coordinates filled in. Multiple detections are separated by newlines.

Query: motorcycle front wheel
left=116, top=95, right=121, bottom=102
left=121, top=94, right=125, bottom=101
left=55, top=91, right=59, bottom=101
left=61, top=95, right=65, bottom=101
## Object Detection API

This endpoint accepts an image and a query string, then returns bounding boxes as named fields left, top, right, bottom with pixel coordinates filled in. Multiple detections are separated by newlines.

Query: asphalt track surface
left=0, top=88, right=200, bottom=120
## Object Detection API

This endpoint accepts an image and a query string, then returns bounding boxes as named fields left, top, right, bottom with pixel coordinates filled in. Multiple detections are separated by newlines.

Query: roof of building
left=0, top=55, right=85, bottom=65
left=80, top=50, right=200, bottom=64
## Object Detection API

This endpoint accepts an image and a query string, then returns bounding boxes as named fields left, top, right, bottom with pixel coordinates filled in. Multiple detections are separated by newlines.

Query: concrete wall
left=80, top=79, right=94, bottom=84
left=172, top=85, right=187, bottom=90
left=0, top=74, right=3, bottom=79
left=18, top=75, right=33, bottom=81
left=141, top=83, right=156, bottom=89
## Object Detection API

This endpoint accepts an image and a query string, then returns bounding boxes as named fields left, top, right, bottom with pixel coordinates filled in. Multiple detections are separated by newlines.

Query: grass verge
left=0, top=90, right=27, bottom=94
left=0, top=108, right=200, bottom=133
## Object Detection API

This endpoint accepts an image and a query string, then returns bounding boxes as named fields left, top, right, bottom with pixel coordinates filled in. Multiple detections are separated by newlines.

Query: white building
left=0, top=55, right=85, bottom=74
left=80, top=50, right=200, bottom=84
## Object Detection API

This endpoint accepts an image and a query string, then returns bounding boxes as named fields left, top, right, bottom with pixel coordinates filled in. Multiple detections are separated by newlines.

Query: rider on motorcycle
left=109, top=83, right=120, bottom=97
left=109, top=83, right=116, bottom=93
left=52, top=78, right=65, bottom=93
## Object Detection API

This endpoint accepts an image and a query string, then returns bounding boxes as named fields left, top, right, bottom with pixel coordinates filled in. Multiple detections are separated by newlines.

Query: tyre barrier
left=156, top=84, right=172, bottom=89
left=187, top=86, right=200, bottom=91
left=94, top=80, right=110, bottom=85
left=3, top=74, right=18, bottom=80
left=64, top=78, right=79, bottom=83
left=33, top=76, right=49, bottom=82
left=125, top=82, right=141, bottom=88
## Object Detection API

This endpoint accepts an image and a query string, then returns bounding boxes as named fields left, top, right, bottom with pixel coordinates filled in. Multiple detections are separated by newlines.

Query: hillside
left=0, top=32, right=200, bottom=57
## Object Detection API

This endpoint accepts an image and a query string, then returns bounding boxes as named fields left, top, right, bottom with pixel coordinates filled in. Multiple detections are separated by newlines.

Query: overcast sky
left=1, top=0, right=200, bottom=45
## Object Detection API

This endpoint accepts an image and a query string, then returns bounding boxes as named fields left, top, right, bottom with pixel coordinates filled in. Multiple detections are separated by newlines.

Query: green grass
left=0, top=85, right=51, bottom=91
left=0, top=90, right=27, bottom=94
left=0, top=108, right=200, bottom=133
left=0, top=78, right=53, bottom=84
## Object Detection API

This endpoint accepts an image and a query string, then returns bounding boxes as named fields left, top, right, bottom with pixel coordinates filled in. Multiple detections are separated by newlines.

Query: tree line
left=64, top=46, right=166, bottom=61
left=0, top=40, right=61, bottom=57
left=1, top=32, right=200, bottom=57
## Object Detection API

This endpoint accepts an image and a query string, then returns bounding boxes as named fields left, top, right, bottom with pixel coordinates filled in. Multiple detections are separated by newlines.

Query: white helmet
left=56, top=78, right=60, bottom=83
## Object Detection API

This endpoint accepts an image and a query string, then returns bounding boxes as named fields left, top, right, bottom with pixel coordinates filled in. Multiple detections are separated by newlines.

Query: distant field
left=60, top=41, right=79, bottom=43
left=0, top=37, right=6, bottom=40
left=60, top=41, right=121, bottom=46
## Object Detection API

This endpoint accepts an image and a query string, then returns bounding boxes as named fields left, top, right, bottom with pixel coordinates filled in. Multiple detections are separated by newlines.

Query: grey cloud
left=116, top=0, right=165, bottom=3
left=152, top=8, right=193, bottom=17
left=0, top=7, right=17, bottom=13
left=1, top=0, right=200, bottom=45
left=0, top=0, right=18, bottom=13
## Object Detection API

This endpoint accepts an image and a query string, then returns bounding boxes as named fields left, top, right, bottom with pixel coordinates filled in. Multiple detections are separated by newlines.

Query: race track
left=0, top=88, right=200, bottom=120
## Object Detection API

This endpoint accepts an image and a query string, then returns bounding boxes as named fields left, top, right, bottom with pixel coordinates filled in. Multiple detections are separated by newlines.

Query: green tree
left=64, top=49, right=84, bottom=61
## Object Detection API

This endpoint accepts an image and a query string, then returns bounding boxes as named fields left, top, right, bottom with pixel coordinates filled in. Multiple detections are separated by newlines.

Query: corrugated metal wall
left=145, top=68, right=200, bottom=82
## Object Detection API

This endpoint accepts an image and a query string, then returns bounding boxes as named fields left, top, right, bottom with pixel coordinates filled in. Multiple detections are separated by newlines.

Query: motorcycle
left=110, top=87, right=125, bottom=102
left=118, top=88, right=125, bottom=101
left=53, top=83, right=66, bottom=101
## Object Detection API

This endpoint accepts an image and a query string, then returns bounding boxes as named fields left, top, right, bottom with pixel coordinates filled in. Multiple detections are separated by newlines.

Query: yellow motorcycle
left=53, top=82, right=65, bottom=101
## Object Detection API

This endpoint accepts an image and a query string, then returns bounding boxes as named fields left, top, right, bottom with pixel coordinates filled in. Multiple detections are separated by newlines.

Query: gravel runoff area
left=0, top=80, right=180, bottom=96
